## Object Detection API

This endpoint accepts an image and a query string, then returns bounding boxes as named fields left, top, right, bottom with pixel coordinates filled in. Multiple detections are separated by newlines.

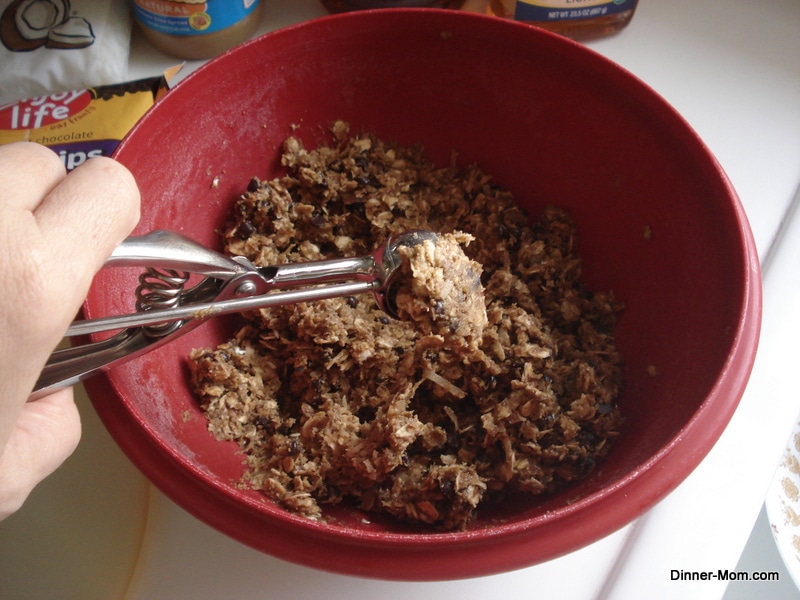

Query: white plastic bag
left=0, top=0, right=131, bottom=105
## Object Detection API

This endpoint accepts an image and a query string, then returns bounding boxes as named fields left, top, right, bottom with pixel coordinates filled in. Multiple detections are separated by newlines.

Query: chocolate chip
left=247, top=177, right=262, bottom=193
left=235, top=221, right=256, bottom=239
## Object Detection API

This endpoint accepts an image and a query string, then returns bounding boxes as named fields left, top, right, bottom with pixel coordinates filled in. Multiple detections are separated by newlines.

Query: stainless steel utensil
left=34, top=229, right=437, bottom=398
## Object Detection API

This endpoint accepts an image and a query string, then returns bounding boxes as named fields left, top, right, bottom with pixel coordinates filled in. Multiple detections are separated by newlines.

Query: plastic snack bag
left=0, top=0, right=131, bottom=105
left=0, top=72, right=174, bottom=171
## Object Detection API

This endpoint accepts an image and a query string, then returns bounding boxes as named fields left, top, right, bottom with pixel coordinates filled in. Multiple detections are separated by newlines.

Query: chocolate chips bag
left=0, top=0, right=131, bottom=105
left=0, top=74, right=172, bottom=171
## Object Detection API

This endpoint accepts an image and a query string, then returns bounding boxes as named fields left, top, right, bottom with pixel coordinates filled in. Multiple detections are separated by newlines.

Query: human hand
left=0, top=142, right=140, bottom=519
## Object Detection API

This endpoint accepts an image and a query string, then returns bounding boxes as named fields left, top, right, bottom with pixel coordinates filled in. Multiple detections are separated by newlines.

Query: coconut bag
left=0, top=0, right=131, bottom=105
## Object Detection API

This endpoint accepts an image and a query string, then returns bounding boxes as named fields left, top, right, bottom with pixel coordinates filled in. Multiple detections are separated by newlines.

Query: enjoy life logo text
left=0, top=91, right=92, bottom=131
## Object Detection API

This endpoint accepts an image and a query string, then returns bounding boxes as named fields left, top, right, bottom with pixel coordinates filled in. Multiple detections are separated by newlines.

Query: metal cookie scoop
left=34, top=229, right=438, bottom=399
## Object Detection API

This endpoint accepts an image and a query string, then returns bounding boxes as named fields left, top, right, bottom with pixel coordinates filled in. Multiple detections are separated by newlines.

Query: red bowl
left=88, top=9, right=761, bottom=580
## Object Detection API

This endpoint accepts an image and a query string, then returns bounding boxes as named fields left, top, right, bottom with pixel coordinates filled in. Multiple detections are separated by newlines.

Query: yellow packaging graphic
left=0, top=73, right=172, bottom=170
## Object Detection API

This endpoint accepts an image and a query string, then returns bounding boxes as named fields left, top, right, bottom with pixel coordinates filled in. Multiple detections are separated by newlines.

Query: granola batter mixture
left=392, top=231, right=487, bottom=349
left=188, top=121, right=623, bottom=530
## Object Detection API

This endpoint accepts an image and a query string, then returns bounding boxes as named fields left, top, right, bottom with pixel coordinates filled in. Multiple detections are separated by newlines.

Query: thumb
left=0, top=389, right=81, bottom=519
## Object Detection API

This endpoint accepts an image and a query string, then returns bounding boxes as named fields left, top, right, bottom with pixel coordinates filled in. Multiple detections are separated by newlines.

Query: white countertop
left=2, top=1, right=800, bottom=598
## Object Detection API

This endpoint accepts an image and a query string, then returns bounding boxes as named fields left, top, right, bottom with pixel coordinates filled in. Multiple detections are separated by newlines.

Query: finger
left=34, top=156, right=141, bottom=290
left=0, top=389, right=81, bottom=520
left=0, top=156, right=139, bottom=418
left=0, top=156, right=140, bottom=348
left=0, top=142, right=65, bottom=212
left=25, top=157, right=141, bottom=345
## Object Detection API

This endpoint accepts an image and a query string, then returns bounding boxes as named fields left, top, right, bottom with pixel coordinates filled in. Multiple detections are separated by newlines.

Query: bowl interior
left=87, top=10, right=759, bottom=577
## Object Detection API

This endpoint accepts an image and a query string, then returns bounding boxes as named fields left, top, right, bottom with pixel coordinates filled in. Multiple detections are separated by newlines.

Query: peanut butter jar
left=488, top=0, right=638, bottom=41
left=132, top=0, right=264, bottom=60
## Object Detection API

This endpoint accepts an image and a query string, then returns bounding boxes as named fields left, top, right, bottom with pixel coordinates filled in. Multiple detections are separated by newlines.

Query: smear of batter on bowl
left=188, top=121, right=624, bottom=530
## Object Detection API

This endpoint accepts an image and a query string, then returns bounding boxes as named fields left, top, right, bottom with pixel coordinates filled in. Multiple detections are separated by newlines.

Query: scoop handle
left=108, top=230, right=248, bottom=280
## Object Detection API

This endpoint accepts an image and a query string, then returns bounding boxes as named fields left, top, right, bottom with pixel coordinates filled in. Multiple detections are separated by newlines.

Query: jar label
left=514, top=0, right=635, bottom=22
left=132, top=0, right=261, bottom=37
